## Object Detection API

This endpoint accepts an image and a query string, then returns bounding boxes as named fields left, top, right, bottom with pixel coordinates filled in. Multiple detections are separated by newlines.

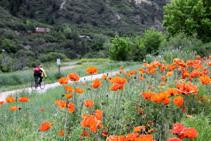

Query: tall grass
left=0, top=88, right=63, bottom=140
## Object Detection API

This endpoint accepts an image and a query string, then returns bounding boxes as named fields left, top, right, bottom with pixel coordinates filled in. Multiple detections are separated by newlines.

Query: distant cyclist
left=33, top=64, right=47, bottom=88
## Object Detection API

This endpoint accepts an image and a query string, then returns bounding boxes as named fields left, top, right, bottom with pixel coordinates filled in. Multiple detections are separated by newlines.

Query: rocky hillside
left=0, top=0, right=168, bottom=33
left=0, top=0, right=169, bottom=71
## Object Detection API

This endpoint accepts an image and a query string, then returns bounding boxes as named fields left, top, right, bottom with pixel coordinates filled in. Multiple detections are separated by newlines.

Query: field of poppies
left=0, top=56, right=211, bottom=141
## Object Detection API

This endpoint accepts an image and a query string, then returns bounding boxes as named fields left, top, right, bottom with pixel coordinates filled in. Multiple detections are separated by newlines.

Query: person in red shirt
left=33, top=64, right=47, bottom=88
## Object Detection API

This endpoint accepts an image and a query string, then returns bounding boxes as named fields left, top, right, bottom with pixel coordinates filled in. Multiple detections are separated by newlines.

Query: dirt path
left=61, top=65, right=78, bottom=71
left=0, top=70, right=119, bottom=102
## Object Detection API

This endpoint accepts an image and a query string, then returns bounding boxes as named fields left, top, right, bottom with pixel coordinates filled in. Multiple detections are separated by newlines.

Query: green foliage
left=109, top=29, right=166, bottom=61
left=182, top=115, right=211, bottom=140
left=0, top=53, right=14, bottom=72
left=160, top=33, right=203, bottom=50
left=159, top=33, right=211, bottom=58
left=138, top=29, right=166, bottom=55
left=0, top=38, right=17, bottom=53
left=109, top=36, right=133, bottom=61
left=39, top=52, right=67, bottom=62
left=194, top=42, right=211, bottom=56
left=163, top=0, right=211, bottom=42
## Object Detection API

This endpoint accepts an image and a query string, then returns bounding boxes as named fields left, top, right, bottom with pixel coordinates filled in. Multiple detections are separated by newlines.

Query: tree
left=163, top=0, right=211, bottom=42
left=109, top=36, right=133, bottom=61
left=137, top=29, right=166, bottom=55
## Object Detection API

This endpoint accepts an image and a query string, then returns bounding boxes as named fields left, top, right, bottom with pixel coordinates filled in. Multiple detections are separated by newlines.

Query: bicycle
left=31, top=77, right=45, bottom=90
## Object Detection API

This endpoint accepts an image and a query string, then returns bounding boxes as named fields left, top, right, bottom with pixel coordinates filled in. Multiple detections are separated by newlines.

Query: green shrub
left=159, top=33, right=211, bottom=57
left=0, top=38, right=18, bottom=53
left=0, top=54, right=14, bottom=72
left=138, top=29, right=166, bottom=55
left=109, top=36, right=133, bottom=61
left=109, top=29, right=166, bottom=61
left=129, top=29, right=166, bottom=61
left=130, top=37, right=146, bottom=61
left=194, top=42, right=211, bottom=56
left=160, top=33, right=202, bottom=51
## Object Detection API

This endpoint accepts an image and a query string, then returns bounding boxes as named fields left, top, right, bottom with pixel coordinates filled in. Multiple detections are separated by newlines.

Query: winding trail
left=0, top=70, right=120, bottom=102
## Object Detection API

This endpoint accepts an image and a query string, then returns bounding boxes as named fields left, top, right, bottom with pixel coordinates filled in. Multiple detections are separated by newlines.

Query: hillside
left=0, top=0, right=167, bottom=32
left=0, top=0, right=169, bottom=71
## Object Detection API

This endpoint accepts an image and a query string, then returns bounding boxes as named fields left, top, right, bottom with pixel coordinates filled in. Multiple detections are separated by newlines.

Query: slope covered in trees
left=0, top=0, right=168, bottom=71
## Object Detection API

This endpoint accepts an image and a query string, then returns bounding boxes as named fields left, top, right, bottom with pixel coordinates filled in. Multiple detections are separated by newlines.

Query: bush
left=0, top=53, right=14, bottom=72
left=194, top=42, right=211, bottom=57
left=109, top=36, right=133, bottom=61
left=160, top=33, right=202, bottom=50
left=159, top=33, right=211, bottom=57
left=130, top=38, right=146, bottom=61
left=129, top=29, right=166, bottom=61
left=109, top=29, right=166, bottom=61
left=138, top=29, right=166, bottom=55
left=0, top=38, right=18, bottom=53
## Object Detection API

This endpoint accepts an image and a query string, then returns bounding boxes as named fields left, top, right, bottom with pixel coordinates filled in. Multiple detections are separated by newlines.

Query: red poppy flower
left=10, top=106, right=21, bottom=111
left=18, top=97, right=29, bottom=102
left=67, top=102, right=75, bottom=113
left=171, top=123, right=185, bottom=135
left=39, top=121, right=52, bottom=132
left=65, top=94, right=73, bottom=99
left=181, top=127, right=198, bottom=139
left=91, top=79, right=102, bottom=89
left=58, top=77, right=68, bottom=85
left=6, top=96, right=15, bottom=103
left=68, top=73, right=80, bottom=81
left=55, top=100, right=67, bottom=109
left=166, top=71, right=173, bottom=77
left=75, top=87, right=85, bottom=94
left=173, top=96, right=184, bottom=107
left=64, top=86, right=74, bottom=93
left=199, top=75, right=210, bottom=85
left=86, top=67, right=98, bottom=74
left=84, top=100, right=94, bottom=108
left=95, top=109, right=103, bottom=120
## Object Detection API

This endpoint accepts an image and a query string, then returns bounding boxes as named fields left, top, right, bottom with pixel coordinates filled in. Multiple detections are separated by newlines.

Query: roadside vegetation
left=0, top=54, right=210, bottom=140
left=0, top=59, right=138, bottom=92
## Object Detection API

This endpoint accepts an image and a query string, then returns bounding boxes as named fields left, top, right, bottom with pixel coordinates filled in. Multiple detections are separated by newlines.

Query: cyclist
left=33, top=64, right=47, bottom=88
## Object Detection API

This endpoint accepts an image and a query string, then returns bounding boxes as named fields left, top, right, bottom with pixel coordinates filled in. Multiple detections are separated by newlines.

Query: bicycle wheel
left=31, top=80, right=36, bottom=90
left=40, top=80, right=45, bottom=89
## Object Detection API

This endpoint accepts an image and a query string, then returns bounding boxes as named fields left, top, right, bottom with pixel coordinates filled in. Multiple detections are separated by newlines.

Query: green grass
left=0, top=88, right=63, bottom=141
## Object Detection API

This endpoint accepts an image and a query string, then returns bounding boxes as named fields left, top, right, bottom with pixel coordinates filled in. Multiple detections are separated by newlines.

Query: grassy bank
left=0, top=57, right=210, bottom=140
